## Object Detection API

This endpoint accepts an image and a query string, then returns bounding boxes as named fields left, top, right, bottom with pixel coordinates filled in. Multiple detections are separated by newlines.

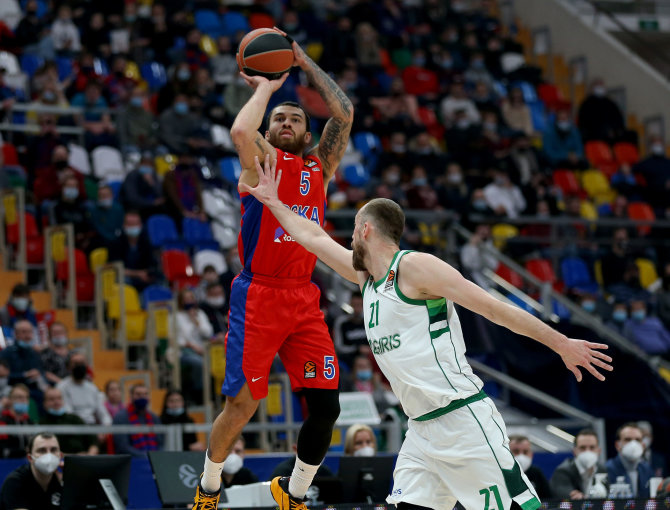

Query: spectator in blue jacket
left=0, top=320, right=46, bottom=403
left=0, top=284, right=38, bottom=329
left=607, top=422, right=654, bottom=497
left=623, top=298, right=670, bottom=357
left=543, top=108, right=587, bottom=169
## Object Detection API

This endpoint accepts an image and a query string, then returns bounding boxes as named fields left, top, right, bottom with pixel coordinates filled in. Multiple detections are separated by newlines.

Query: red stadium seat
left=161, top=249, right=195, bottom=283
left=2, top=142, right=19, bottom=165
left=295, top=85, right=330, bottom=119
left=417, top=106, right=445, bottom=141
left=495, top=264, right=524, bottom=288
left=525, top=258, right=564, bottom=292
left=613, top=142, right=640, bottom=165
left=55, top=249, right=95, bottom=302
left=584, top=141, right=614, bottom=168
left=248, top=12, right=275, bottom=29
left=553, top=170, right=581, bottom=195
left=627, top=202, right=655, bottom=236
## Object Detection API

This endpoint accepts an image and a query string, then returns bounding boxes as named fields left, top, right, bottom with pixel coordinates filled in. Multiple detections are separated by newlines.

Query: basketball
left=237, top=28, right=294, bottom=80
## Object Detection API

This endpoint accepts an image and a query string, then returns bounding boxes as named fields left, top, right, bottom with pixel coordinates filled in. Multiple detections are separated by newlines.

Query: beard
left=266, top=130, right=308, bottom=156
left=352, top=241, right=368, bottom=272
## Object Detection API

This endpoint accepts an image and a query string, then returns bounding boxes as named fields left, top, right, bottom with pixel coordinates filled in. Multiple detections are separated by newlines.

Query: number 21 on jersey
left=369, top=300, right=379, bottom=328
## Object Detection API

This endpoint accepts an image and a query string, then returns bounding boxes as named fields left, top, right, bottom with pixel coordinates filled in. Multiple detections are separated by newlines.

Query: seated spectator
left=0, top=284, right=38, bottom=329
left=633, top=135, right=670, bottom=211
left=464, top=51, right=494, bottom=91
left=162, top=154, right=206, bottom=225
left=0, top=320, right=46, bottom=399
left=53, top=175, right=96, bottom=252
left=104, top=379, right=124, bottom=419
left=637, top=421, right=667, bottom=478
left=599, top=228, right=635, bottom=290
left=194, top=264, right=221, bottom=303
left=160, top=389, right=205, bottom=452
left=436, top=162, right=470, bottom=214
left=39, top=387, right=98, bottom=455
left=596, top=196, right=629, bottom=240
left=340, top=355, right=396, bottom=414
left=577, top=78, right=626, bottom=143
left=406, top=165, right=439, bottom=210
left=108, top=211, right=155, bottom=291
left=401, top=49, right=439, bottom=100
left=483, top=169, right=526, bottom=218
left=474, top=112, right=511, bottom=166
left=543, top=108, right=587, bottom=170
left=158, top=94, right=206, bottom=155
left=333, top=293, right=368, bottom=370
left=199, top=282, right=228, bottom=340
left=113, top=383, right=163, bottom=456
left=117, top=86, right=157, bottom=153
left=376, top=132, right=415, bottom=175
left=103, top=56, right=138, bottom=108
left=81, top=11, right=110, bottom=58
left=90, top=184, right=124, bottom=248
left=119, top=157, right=165, bottom=219
left=344, top=424, right=377, bottom=456
left=14, top=0, right=45, bottom=51
left=70, top=80, right=117, bottom=150
left=501, top=87, right=533, bottom=137
left=32, top=144, right=87, bottom=205
left=221, top=435, right=258, bottom=489
left=606, top=422, right=654, bottom=497
left=608, top=263, right=650, bottom=304
left=0, top=432, right=63, bottom=509
left=0, top=360, right=11, bottom=403
left=440, top=79, right=481, bottom=128
left=52, top=5, right=82, bottom=55
left=56, top=351, right=111, bottom=426
left=369, top=78, right=422, bottom=134
left=0, top=69, right=18, bottom=123
left=550, top=428, right=608, bottom=499
left=176, top=289, right=213, bottom=404
left=472, top=81, right=502, bottom=121
left=40, top=321, right=72, bottom=386
left=462, top=188, right=496, bottom=231
left=407, top=130, right=447, bottom=178
left=508, top=435, right=551, bottom=499
left=0, top=384, right=35, bottom=458
left=210, top=36, right=238, bottom=86
left=610, top=163, right=641, bottom=201
left=505, top=133, right=542, bottom=188
left=460, top=224, right=498, bottom=289
left=605, top=300, right=629, bottom=335
left=623, top=298, right=670, bottom=356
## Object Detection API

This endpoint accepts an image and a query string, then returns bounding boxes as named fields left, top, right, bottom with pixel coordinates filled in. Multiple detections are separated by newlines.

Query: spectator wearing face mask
left=90, top=184, right=124, bottom=248
left=406, top=165, right=439, bottom=210
left=437, top=162, right=469, bottom=214
left=0, top=384, right=35, bottom=458
left=113, top=383, right=163, bottom=456
left=483, top=169, right=527, bottom=219
left=56, top=351, right=111, bottom=426
left=333, top=293, right=368, bottom=370
left=0, top=284, right=37, bottom=329
left=344, top=424, right=377, bottom=457
left=117, top=86, right=157, bottom=153
left=508, top=435, right=551, bottom=499
left=158, top=94, right=202, bottom=155
left=39, top=387, right=99, bottom=455
left=605, top=301, right=629, bottom=335
left=109, top=211, right=155, bottom=291
left=0, top=320, right=46, bottom=399
left=199, top=282, right=228, bottom=341
left=40, top=322, right=72, bottom=386
left=0, top=432, right=63, bottom=509
left=460, top=224, right=498, bottom=290
left=577, top=78, right=626, bottom=143
left=53, top=175, right=96, bottom=252
left=543, top=108, right=587, bottom=170
left=637, top=421, right=667, bottom=478
left=607, top=422, right=654, bottom=497
left=104, top=379, right=124, bottom=419
left=160, top=389, right=205, bottom=452
left=220, top=435, right=259, bottom=488
left=340, top=355, right=397, bottom=414
left=623, top=299, right=670, bottom=357
left=551, top=428, right=608, bottom=499
left=119, top=159, right=165, bottom=219
left=633, top=135, right=670, bottom=211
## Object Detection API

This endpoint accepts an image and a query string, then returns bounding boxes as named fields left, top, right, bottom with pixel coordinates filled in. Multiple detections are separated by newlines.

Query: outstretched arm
left=240, top=155, right=362, bottom=285
left=399, top=252, right=613, bottom=382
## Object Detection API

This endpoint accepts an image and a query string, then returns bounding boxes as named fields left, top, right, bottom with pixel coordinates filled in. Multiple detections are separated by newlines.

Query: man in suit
left=606, top=422, right=654, bottom=497
left=551, top=428, right=608, bottom=499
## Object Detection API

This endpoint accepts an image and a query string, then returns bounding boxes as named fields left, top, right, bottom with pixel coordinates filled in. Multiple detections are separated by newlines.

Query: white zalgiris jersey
left=361, top=250, right=484, bottom=419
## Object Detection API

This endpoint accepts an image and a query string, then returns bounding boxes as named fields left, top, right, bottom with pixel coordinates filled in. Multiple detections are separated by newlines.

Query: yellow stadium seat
left=266, top=383, right=282, bottom=416
left=579, top=200, right=598, bottom=221
left=107, top=284, right=142, bottom=319
left=155, top=154, right=176, bottom=178
left=126, top=311, right=148, bottom=341
left=199, top=35, right=218, bottom=57
left=491, top=224, right=519, bottom=250
left=50, top=230, right=67, bottom=262
left=305, top=42, right=324, bottom=62
left=125, top=61, right=140, bottom=80
left=89, top=247, right=108, bottom=273
left=594, top=260, right=604, bottom=287
left=635, top=258, right=658, bottom=289
left=2, top=194, right=16, bottom=225
left=581, top=169, right=616, bottom=204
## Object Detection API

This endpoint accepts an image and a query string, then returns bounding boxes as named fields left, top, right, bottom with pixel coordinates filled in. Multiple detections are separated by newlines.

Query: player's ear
left=265, top=130, right=270, bottom=140
left=303, top=132, right=312, bottom=144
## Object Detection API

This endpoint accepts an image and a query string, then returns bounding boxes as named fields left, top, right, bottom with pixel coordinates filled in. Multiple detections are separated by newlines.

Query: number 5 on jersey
left=369, top=300, right=379, bottom=328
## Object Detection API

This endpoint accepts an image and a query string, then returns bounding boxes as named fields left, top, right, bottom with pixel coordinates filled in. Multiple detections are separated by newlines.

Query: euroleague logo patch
left=384, top=270, right=395, bottom=290
left=304, top=361, right=317, bottom=379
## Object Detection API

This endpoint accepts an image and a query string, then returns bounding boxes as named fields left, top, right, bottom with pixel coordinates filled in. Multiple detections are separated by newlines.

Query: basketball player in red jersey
left=193, top=30, right=353, bottom=509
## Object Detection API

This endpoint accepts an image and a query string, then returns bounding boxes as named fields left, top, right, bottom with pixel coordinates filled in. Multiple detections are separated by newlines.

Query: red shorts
left=222, top=270, right=339, bottom=400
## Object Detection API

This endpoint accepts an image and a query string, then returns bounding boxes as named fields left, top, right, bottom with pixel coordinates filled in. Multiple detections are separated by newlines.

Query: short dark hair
left=508, top=435, right=529, bottom=444
left=266, top=101, right=311, bottom=132
left=28, top=432, right=57, bottom=453
left=616, top=422, right=641, bottom=440
left=574, top=428, right=598, bottom=446
left=361, top=198, right=405, bottom=244
left=11, top=283, right=30, bottom=296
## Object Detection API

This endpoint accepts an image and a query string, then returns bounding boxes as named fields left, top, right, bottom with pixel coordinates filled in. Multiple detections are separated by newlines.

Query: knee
left=304, top=389, right=340, bottom=425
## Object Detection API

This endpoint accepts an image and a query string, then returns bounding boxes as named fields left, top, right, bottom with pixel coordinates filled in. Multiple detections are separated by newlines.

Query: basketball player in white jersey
left=241, top=155, right=613, bottom=510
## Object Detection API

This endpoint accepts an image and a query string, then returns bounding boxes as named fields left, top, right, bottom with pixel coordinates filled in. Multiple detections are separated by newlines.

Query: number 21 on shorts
left=479, top=485, right=503, bottom=510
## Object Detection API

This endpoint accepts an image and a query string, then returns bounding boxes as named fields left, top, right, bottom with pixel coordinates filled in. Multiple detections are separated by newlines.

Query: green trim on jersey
left=361, top=278, right=369, bottom=296
left=414, top=389, right=486, bottom=421
left=373, top=251, right=401, bottom=291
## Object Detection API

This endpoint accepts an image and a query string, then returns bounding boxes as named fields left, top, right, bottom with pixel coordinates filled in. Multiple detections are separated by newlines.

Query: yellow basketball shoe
left=270, top=477, right=307, bottom=510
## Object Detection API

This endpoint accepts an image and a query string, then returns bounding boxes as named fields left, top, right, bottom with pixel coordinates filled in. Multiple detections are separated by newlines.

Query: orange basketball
left=237, top=28, right=294, bottom=80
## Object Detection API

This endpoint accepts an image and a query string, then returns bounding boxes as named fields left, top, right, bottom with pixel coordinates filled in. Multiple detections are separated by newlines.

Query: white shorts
left=387, top=397, right=541, bottom=510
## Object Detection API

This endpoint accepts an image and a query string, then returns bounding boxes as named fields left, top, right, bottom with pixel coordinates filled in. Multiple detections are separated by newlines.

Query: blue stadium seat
left=182, top=218, right=215, bottom=247
left=107, top=180, right=122, bottom=199
left=222, top=11, right=250, bottom=37
left=146, top=214, right=180, bottom=248
left=141, top=62, right=167, bottom=91
left=529, top=102, right=547, bottom=132
left=553, top=299, right=572, bottom=321
left=353, top=132, right=382, bottom=159
left=560, top=257, right=600, bottom=294
left=195, top=9, right=223, bottom=38
left=55, top=56, right=73, bottom=81
left=343, top=163, right=370, bottom=187
left=92, top=57, right=109, bottom=76
left=141, top=285, right=173, bottom=308
left=505, top=293, right=536, bottom=315
left=20, top=54, right=44, bottom=78
left=220, top=157, right=242, bottom=184
left=492, top=80, right=507, bottom=98
left=512, top=81, right=538, bottom=103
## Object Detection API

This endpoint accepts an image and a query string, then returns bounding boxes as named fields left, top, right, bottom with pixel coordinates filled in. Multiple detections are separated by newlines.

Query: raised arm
left=290, top=40, right=353, bottom=184
left=230, top=73, right=288, bottom=189
left=398, top=252, right=613, bottom=382
left=240, top=154, right=363, bottom=286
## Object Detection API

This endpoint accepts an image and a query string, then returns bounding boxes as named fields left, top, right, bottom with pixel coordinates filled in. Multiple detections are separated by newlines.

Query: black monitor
left=337, top=455, right=396, bottom=504
left=62, top=454, right=132, bottom=510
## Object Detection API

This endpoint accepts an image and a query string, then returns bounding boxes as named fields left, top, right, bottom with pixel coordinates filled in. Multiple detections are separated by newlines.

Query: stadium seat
left=56, top=249, right=95, bottom=302
left=146, top=214, right=180, bottom=248
left=495, top=264, right=524, bottom=288
left=92, top=57, right=109, bottom=76
left=525, top=258, right=564, bottom=292
left=512, top=81, right=538, bottom=103
left=124, top=60, right=140, bottom=80
left=553, top=170, right=581, bottom=195
left=613, top=142, right=640, bottom=165
left=295, top=85, right=330, bottom=119
left=154, top=154, right=177, bottom=178
left=222, top=11, right=250, bottom=36
left=194, top=249, right=228, bottom=275
left=220, top=157, right=242, bottom=184
left=107, top=284, right=143, bottom=319
left=529, top=102, right=547, bottom=132
left=195, top=9, right=223, bottom=38
left=635, top=258, right=658, bottom=289
left=249, top=12, right=275, bottom=29
left=199, top=35, right=218, bottom=57
left=68, top=143, right=92, bottom=175
left=627, top=201, right=655, bottom=236
left=55, top=56, right=73, bottom=81
left=126, top=311, right=147, bottom=341
left=91, top=146, right=125, bottom=180
left=0, top=51, right=19, bottom=74
left=141, top=285, right=173, bottom=308
left=211, top=125, right=234, bottom=151
left=417, top=106, right=445, bottom=141
left=584, top=141, right=614, bottom=168
left=2, top=142, right=19, bottom=166
left=537, top=83, right=565, bottom=112
left=89, top=247, right=108, bottom=273
left=352, top=132, right=382, bottom=160
left=140, top=62, right=167, bottom=91
left=491, top=224, right=519, bottom=250
left=20, top=54, right=44, bottom=78
left=579, top=199, right=599, bottom=221
left=161, top=249, right=196, bottom=284
left=182, top=217, right=215, bottom=247
left=581, top=169, right=615, bottom=204
left=593, top=260, right=604, bottom=288
left=560, top=257, right=600, bottom=294
left=342, top=163, right=370, bottom=187
left=505, top=293, right=536, bottom=315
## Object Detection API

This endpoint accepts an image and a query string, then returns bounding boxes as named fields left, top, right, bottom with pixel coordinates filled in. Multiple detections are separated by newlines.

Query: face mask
left=391, top=144, right=406, bottom=153
left=651, top=143, right=665, bottom=156
left=133, top=398, right=149, bottom=410
left=557, top=121, right=571, bottom=131
left=124, top=226, right=141, bottom=237
left=613, top=310, right=627, bottom=322
left=13, top=402, right=29, bottom=415
left=354, top=446, right=375, bottom=457
left=575, top=450, right=599, bottom=470
left=12, top=297, right=29, bottom=311
left=621, top=440, right=643, bottom=463
left=222, top=453, right=243, bottom=475
left=42, top=91, right=56, bottom=102
left=166, top=407, right=184, bottom=416
left=177, top=70, right=191, bottom=81
left=593, top=86, right=606, bottom=97
left=471, top=59, right=485, bottom=69
left=51, top=335, right=68, bottom=346
left=413, top=57, right=426, bottom=67
left=385, top=173, right=400, bottom=185
left=412, top=178, right=428, bottom=187
left=183, top=303, right=196, bottom=311
left=63, top=187, right=79, bottom=200
left=484, top=122, right=498, bottom=132
left=356, top=369, right=373, bottom=381
left=47, top=406, right=66, bottom=416
left=581, top=300, right=596, bottom=313
left=139, top=165, right=153, bottom=175
left=206, top=296, right=225, bottom=308
left=440, top=59, right=453, bottom=69
left=98, top=198, right=113, bottom=208
left=72, top=364, right=87, bottom=380
left=174, top=102, right=189, bottom=115
left=494, top=176, right=507, bottom=186
left=473, top=199, right=488, bottom=211
left=515, top=454, right=532, bottom=472
left=125, top=14, right=136, bottom=23
left=632, top=310, right=646, bottom=321
left=447, top=173, right=462, bottom=185
left=34, top=452, right=60, bottom=475
left=456, top=119, right=470, bottom=130
left=18, top=340, right=33, bottom=349
left=130, top=96, right=144, bottom=108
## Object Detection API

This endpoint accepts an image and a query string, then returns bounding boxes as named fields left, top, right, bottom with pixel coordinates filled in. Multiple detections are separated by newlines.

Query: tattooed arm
left=230, top=72, right=287, bottom=189
left=291, top=42, right=354, bottom=186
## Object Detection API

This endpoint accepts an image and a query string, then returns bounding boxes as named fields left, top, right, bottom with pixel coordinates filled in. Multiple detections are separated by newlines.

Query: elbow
left=230, top=124, right=254, bottom=145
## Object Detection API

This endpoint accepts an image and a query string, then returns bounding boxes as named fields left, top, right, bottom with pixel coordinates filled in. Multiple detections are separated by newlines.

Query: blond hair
left=343, top=424, right=377, bottom=455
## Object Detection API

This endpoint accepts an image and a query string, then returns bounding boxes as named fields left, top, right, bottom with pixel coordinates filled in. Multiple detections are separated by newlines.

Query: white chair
left=4, top=72, right=28, bottom=98
left=501, top=52, right=526, bottom=74
left=68, top=143, right=92, bottom=175
left=0, top=52, right=20, bottom=74
left=91, top=145, right=124, bottom=180
left=211, top=124, right=235, bottom=151
left=194, top=249, right=228, bottom=275
left=0, top=0, right=21, bottom=30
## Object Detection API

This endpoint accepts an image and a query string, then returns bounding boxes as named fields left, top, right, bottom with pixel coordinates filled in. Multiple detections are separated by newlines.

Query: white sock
left=201, top=450, right=224, bottom=493
left=288, top=457, right=320, bottom=499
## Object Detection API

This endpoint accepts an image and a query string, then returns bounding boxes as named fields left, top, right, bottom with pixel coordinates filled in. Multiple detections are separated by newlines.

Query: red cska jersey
left=237, top=147, right=326, bottom=279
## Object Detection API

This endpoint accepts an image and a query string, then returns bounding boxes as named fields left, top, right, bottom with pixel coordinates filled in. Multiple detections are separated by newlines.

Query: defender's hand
left=239, top=154, right=283, bottom=207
